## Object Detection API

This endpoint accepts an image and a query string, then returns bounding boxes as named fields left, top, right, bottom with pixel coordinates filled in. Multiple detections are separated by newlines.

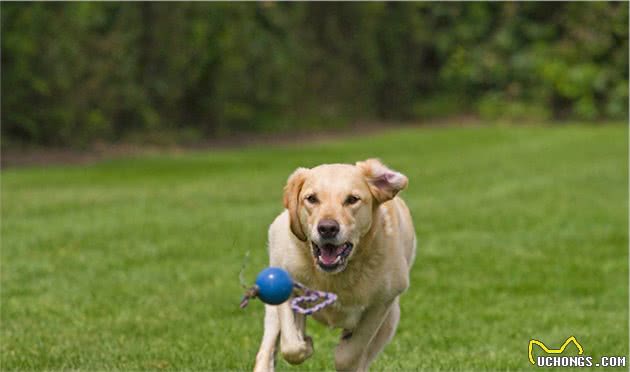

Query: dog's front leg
left=278, top=301, right=313, bottom=364
left=254, top=305, right=280, bottom=372
left=335, top=300, right=395, bottom=372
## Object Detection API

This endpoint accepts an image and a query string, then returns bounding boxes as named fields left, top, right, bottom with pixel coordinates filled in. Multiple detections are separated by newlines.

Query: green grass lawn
left=2, top=124, right=628, bottom=371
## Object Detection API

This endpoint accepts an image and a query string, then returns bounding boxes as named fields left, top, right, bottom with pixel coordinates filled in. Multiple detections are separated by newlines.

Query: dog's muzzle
left=311, top=241, right=353, bottom=272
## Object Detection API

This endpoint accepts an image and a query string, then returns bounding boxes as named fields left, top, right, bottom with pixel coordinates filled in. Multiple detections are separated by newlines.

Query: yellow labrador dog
left=254, top=159, right=416, bottom=372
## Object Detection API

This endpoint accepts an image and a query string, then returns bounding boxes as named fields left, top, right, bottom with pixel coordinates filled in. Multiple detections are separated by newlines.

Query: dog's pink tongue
left=320, top=244, right=341, bottom=265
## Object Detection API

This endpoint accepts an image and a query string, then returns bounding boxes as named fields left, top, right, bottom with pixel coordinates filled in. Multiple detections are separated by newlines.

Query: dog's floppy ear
left=283, top=167, right=309, bottom=241
left=356, top=159, right=408, bottom=203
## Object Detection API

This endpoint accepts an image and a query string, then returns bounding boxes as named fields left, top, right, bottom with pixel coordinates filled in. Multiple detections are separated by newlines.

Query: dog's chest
left=311, top=302, right=366, bottom=330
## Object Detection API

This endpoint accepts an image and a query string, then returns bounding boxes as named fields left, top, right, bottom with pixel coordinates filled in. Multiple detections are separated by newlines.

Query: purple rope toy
left=290, top=282, right=337, bottom=315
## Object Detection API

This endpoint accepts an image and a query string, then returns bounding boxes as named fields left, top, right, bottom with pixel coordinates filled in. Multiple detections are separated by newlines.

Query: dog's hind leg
left=335, top=298, right=398, bottom=372
left=361, top=298, right=400, bottom=370
left=254, top=305, right=280, bottom=372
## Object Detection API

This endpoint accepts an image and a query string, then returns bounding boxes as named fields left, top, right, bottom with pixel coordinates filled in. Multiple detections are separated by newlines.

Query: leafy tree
left=1, top=2, right=627, bottom=147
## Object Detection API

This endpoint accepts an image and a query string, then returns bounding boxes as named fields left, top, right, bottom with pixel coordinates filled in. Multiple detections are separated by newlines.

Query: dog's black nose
left=317, top=219, right=340, bottom=238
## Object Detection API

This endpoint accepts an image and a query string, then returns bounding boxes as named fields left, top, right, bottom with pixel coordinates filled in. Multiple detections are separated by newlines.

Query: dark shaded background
left=2, top=2, right=628, bottom=148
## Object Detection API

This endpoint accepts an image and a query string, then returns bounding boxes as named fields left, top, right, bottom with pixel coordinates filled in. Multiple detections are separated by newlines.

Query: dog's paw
left=254, top=352, right=275, bottom=372
left=281, top=336, right=313, bottom=365
left=335, top=341, right=365, bottom=372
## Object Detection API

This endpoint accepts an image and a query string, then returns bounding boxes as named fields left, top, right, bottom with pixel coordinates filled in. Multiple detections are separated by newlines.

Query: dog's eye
left=305, top=194, right=319, bottom=204
left=345, top=195, right=360, bottom=205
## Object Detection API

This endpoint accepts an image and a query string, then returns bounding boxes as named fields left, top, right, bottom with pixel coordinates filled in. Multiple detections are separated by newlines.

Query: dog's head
left=283, top=159, right=408, bottom=274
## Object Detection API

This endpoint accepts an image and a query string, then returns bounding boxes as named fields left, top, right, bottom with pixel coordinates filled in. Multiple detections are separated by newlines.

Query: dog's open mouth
left=311, top=242, right=353, bottom=271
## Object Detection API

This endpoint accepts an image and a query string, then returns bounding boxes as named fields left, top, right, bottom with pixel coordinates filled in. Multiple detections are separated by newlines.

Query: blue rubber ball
left=255, top=267, right=294, bottom=305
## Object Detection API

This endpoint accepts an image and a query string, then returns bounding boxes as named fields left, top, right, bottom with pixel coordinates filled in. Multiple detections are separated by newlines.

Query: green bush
left=1, top=2, right=627, bottom=147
